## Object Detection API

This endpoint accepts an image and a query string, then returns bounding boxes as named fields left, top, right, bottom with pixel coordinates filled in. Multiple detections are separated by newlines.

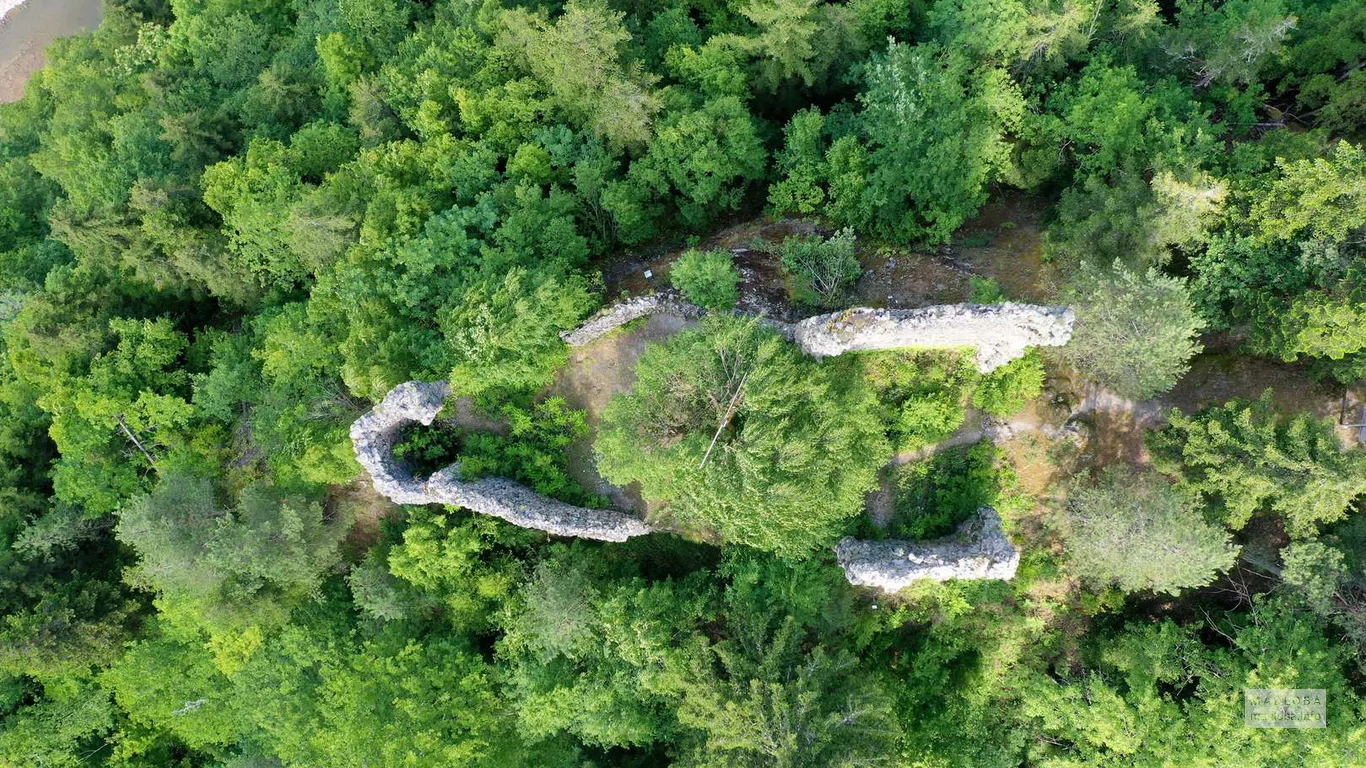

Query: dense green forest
left=1, top=0, right=1365, bottom=765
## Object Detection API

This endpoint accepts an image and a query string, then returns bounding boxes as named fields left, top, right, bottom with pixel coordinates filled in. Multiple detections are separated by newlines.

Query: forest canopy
left=0, top=0, right=1364, bottom=765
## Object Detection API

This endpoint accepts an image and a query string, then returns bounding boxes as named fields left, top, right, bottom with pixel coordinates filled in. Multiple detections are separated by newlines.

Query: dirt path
left=0, top=0, right=102, bottom=104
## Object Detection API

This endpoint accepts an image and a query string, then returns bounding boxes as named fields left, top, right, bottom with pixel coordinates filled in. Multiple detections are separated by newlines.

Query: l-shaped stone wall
left=354, top=294, right=1072, bottom=586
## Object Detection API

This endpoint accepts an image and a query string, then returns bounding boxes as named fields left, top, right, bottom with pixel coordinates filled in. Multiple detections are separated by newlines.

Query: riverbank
left=0, top=0, right=102, bottom=104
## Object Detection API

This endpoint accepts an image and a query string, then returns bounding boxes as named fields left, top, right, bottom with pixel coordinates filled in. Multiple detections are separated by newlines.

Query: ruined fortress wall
left=349, top=381, right=653, bottom=542
left=794, top=303, right=1076, bottom=372
left=833, top=507, right=1020, bottom=592
left=354, top=296, right=1064, bottom=579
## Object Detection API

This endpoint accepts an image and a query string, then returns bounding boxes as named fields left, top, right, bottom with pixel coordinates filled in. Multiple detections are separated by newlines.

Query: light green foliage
left=969, top=275, right=1005, bottom=303
left=1061, top=467, right=1238, bottom=594
left=4, top=0, right=1366, bottom=762
left=1057, top=260, right=1205, bottom=399
left=778, top=227, right=860, bottom=307
left=669, top=248, right=740, bottom=310
left=860, top=348, right=977, bottom=450
left=116, top=470, right=346, bottom=632
left=0, top=682, right=115, bottom=768
left=1250, top=141, right=1366, bottom=245
left=443, top=267, right=595, bottom=399
left=858, top=43, right=1023, bottom=242
left=972, top=349, right=1044, bottom=417
left=1149, top=393, right=1366, bottom=537
left=1170, top=0, right=1297, bottom=87
left=102, top=633, right=241, bottom=750
left=497, top=544, right=710, bottom=748
left=497, top=2, right=661, bottom=150
left=1021, top=599, right=1366, bottom=765
left=608, top=96, right=767, bottom=241
left=44, top=317, right=193, bottom=515
left=1280, top=540, right=1346, bottom=616
left=384, top=511, right=521, bottom=633
left=597, top=317, right=888, bottom=556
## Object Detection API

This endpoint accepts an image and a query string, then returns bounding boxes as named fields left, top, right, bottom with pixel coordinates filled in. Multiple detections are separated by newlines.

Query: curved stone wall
left=834, top=507, right=1020, bottom=592
left=349, top=381, right=653, bottom=542
left=356, top=295, right=1056, bottom=580
left=794, top=303, right=1075, bottom=373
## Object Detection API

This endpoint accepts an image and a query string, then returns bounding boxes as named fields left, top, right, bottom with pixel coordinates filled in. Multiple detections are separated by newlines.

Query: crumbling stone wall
left=795, top=303, right=1075, bottom=373
left=357, top=296, right=1055, bottom=577
left=563, top=295, right=1073, bottom=374
left=350, top=381, right=652, bottom=542
left=834, top=507, right=1020, bottom=592
left=561, top=293, right=706, bottom=346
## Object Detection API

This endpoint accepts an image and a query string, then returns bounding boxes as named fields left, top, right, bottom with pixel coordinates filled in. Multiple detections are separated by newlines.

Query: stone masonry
left=349, top=381, right=652, bottom=542
left=561, top=294, right=1074, bottom=373
left=794, top=303, right=1075, bottom=373
left=355, top=295, right=1059, bottom=581
left=561, top=293, right=706, bottom=346
left=833, top=507, right=1020, bottom=592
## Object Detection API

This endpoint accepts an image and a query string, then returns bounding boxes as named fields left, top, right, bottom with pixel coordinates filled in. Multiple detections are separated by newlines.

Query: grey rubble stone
left=834, top=507, right=1020, bottom=592
left=350, top=380, right=652, bottom=542
left=793, top=303, right=1075, bottom=373
left=561, top=293, right=705, bottom=347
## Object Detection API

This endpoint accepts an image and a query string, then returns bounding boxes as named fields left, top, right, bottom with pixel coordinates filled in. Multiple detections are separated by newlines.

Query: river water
left=0, top=0, right=103, bottom=103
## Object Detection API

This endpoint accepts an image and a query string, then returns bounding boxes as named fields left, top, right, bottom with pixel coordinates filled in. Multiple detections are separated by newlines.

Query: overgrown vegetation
left=668, top=248, right=740, bottom=310
left=1, top=0, right=1364, bottom=764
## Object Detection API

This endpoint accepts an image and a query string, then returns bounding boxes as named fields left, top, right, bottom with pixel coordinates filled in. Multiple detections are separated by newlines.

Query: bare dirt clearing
left=0, top=0, right=102, bottom=103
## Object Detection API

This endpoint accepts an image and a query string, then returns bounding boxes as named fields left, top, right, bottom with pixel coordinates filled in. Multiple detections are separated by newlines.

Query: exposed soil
left=332, top=479, right=398, bottom=558
left=549, top=312, right=700, bottom=514
left=954, top=191, right=1064, bottom=303
left=0, top=0, right=102, bottom=104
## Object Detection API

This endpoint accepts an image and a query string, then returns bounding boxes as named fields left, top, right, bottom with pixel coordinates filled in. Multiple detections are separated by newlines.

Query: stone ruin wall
left=561, top=292, right=1074, bottom=373
left=835, top=507, right=1020, bottom=592
left=794, top=303, right=1075, bottom=373
left=354, top=294, right=1073, bottom=585
left=349, top=380, right=653, bottom=542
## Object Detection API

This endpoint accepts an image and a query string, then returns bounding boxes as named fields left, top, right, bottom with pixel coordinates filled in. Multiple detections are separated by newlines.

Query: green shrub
left=890, top=441, right=1005, bottom=539
left=969, top=275, right=1005, bottom=303
left=972, top=350, right=1045, bottom=417
left=780, top=228, right=861, bottom=307
left=860, top=349, right=977, bottom=450
left=669, top=249, right=740, bottom=310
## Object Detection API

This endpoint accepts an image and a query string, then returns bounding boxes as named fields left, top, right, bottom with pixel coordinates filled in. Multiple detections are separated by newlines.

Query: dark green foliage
left=669, top=248, right=740, bottom=310
left=3, top=0, right=1366, bottom=763
left=393, top=421, right=463, bottom=479
left=890, top=441, right=1009, bottom=540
